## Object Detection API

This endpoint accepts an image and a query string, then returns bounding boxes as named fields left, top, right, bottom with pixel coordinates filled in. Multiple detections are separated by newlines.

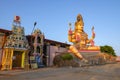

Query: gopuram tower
left=1, top=16, right=29, bottom=70
left=5, top=16, right=28, bottom=49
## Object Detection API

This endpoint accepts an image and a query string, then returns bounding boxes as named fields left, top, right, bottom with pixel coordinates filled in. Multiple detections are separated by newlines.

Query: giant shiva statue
left=68, top=14, right=100, bottom=61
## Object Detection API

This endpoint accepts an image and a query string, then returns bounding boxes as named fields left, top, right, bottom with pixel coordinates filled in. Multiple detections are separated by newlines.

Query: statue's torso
left=73, top=31, right=88, bottom=49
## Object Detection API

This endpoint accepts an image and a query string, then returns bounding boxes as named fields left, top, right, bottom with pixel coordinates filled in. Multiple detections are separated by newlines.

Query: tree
left=100, top=45, right=116, bottom=56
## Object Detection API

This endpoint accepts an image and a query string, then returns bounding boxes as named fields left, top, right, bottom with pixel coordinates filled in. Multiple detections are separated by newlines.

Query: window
left=15, top=44, right=17, bottom=47
left=37, top=46, right=40, bottom=53
left=22, top=38, right=24, bottom=40
left=37, top=36, right=41, bottom=43
left=32, top=37, right=35, bottom=43
left=19, top=37, right=21, bottom=40
left=19, top=44, right=21, bottom=48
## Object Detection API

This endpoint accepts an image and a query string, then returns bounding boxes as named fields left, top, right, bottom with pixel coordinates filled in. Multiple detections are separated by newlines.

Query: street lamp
left=31, top=22, right=37, bottom=34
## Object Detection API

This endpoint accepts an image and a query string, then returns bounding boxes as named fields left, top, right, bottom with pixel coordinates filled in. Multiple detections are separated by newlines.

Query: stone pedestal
left=79, top=50, right=100, bottom=58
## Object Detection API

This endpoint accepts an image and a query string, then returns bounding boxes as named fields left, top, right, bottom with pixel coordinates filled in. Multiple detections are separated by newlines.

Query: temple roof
left=44, top=39, right=70, bottom=47
left=0, top=28, right=12, bottom=36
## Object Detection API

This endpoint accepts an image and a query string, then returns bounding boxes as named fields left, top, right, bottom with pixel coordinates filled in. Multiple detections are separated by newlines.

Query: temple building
left=26, top=29, right=45, bottom=69
left=0, top=16, right=70, bottom=70
left=43, top=39, right=70, bottom=66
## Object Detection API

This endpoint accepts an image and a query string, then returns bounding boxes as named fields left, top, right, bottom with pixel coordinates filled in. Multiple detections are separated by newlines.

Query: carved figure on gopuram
left=68, top=14, right=100, bottom=61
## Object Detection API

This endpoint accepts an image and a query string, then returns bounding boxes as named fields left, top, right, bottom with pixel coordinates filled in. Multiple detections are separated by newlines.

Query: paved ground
left=0, top=62, right=120, bottom=80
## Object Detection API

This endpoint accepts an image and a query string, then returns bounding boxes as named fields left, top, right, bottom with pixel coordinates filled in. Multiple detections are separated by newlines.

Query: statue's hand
left=92, top=31, right=95, bottom=38
left=92, top=26, right=95, bottom=39
left=68, top=29, right=72, bottom=35
left=75, top=33, right=80, bottom=42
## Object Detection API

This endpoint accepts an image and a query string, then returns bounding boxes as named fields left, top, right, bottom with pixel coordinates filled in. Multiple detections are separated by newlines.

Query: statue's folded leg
left=69, top=45, right=83, bottom=60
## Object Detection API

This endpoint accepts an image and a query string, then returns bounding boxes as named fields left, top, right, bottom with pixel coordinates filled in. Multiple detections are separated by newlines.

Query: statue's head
left=75, top=14, right=84, bottom=32
left=77, top=14, right=83, bottom=22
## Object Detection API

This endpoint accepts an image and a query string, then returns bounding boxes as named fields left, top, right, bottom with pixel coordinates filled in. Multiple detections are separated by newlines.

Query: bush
left=61, top=53, right=73, bottom=60
left=100, top=45, right=116, bottom=56
left=53, top=53, right=79, bottom=67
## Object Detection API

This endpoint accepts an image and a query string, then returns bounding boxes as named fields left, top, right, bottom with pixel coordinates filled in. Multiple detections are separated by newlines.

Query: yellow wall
left=1, top=48, right=14, bottom=70
left=21, top=51, right=25, bottom=68
left=2, top=49, right=27, bottom=70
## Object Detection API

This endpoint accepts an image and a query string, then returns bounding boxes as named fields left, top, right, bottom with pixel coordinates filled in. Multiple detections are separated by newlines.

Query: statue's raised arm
left=89, top=26, right=95, bottom=46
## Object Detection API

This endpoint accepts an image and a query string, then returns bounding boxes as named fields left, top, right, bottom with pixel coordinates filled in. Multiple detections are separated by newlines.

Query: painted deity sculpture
left=68, top=14, right=100, bottom=60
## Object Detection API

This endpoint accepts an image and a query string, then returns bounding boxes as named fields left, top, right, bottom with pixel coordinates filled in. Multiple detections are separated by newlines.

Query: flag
left=14, top=16, right=20, bottom=23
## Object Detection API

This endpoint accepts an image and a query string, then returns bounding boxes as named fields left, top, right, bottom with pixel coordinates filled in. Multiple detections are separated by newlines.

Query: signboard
left=30, top=56, right=38, bottom=69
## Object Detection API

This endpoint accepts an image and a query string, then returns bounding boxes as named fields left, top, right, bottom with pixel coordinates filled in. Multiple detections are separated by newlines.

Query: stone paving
left=0, top=63, right=120, bottom=80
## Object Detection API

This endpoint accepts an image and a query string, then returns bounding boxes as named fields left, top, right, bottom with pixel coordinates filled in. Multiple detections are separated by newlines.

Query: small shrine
left=68, top=14, right=100, bottom=60
left=27, top=28, right=44, bottom=69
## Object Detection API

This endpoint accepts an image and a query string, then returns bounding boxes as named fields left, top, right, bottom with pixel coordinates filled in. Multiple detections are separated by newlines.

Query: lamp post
left=31, top=22, right=37, bottom=35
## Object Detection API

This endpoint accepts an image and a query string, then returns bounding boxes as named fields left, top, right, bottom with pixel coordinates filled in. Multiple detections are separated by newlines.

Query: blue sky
left=0, top=0, right=120, bottom=55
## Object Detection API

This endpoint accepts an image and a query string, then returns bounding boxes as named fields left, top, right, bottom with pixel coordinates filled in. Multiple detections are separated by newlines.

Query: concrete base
left=79, top=50, right=100, bottom=58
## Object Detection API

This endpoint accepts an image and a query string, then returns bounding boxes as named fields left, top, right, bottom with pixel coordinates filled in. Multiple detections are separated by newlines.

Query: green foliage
left=100, top=45, right=116, bottom=56
left=61, top=53, right=73, bottom=60
left=53, top=53, right=79, bottom=67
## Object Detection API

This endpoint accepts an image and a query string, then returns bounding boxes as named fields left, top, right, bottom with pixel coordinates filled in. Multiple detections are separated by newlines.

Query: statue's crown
left=77, top=14, right=83, bottom=22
